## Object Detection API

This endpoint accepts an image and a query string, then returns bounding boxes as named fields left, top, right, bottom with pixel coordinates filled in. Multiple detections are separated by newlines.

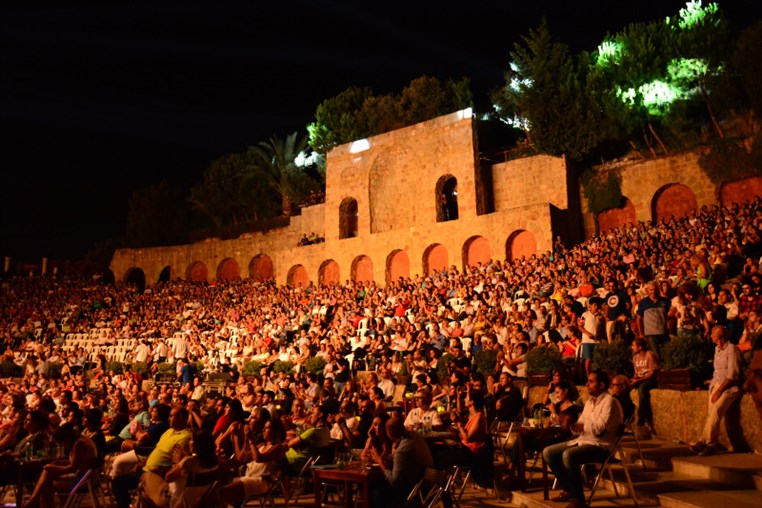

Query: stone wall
left=110, top=110, right=565, bottom=286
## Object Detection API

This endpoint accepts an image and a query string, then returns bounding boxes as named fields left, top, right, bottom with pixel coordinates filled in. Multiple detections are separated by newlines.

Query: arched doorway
left=216, top=258, right=240, bottom=281
left=351, top=255, right=374, bottom=283
left=386, top=250, right=410, bottom=284
left=249, top=254, right=274, bottom=282
left=719, top=177, right=762, bottom=206
left=423, top=243, right=449, bottom=275
left=124, top=267, right=146, bottom=293
left=462, top=236, right=491, bottom=269
left=435, top=175, right=459, bottom=222
left=186, top=261, right=208, bottom=282
left=319, top=259, right=340, bottom=286
left=596, top=197, right=636, bottom=233
left=506, top=230, right=537, bottom=262
left=339, top=197, right=359, bottom=239
left=652, top=183, right=697, bottom=222
left=158, top=266, right=172, bottom=283
left=287, top=265, right=309, bottom=287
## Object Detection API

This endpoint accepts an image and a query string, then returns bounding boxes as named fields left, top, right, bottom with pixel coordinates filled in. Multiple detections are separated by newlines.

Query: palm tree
left=246, top=131, right=311, bottom=217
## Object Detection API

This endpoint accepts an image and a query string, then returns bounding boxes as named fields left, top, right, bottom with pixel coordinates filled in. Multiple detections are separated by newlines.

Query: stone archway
left=719, top=177, right=762, bottom=206
left=186, top=261, right=208, bottom=282
left=505, top=230, right=537, bottom=262
left=124, top=267, right=146, bottom=293
left=286, top=265, right=309, bottom=287
left=386, top=250, right=410, bottom=284
left=652, top=183, right=697, bottom=222
left=339, top=197, right=359, bottom=239
left=158, top=266, right=172, bottom=283
left=319, top=259, right=340, bottom=286
left=435, top=174, right=459, bottom=222
left=462, top=236, right=491, bottom=269
left=351, top=255, right=374, bottom=283
left=216, top=258, right=240, bottom=281
left=423, top=243, right=448, bottom=275
left=596, top=197, right=636, bottom=233
left=249, top=254, right=274, bottom=282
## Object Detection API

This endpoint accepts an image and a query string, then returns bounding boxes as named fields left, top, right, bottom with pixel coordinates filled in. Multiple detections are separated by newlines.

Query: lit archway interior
left=319, top=259, right=340, bottom=286
left=462, top=236, right=491, bottom=269
left=506, top=230, right=537, bottom=262
left=216, top=258, right=241, bottom=281
left=651, top=183, right=697, bottom=222
left=286, top=264, right=309, bottom=287
left=423, top=243, right=448, bottom=275
left=386, top=250, right=410, bottom=284
left=187, top=261, right=208, bottom=282
left=249, top=254, right=274, bottom=282
left=351, top=255, right=374, bottom=283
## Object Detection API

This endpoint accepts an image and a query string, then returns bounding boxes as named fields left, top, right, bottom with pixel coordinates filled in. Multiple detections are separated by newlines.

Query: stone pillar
left=3, top=256, right=9, bottom=273
left=42, top=257, right=48, bottom=276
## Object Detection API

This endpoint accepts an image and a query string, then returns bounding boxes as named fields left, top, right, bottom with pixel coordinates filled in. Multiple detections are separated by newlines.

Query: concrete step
left=671, top=453, right=762, bottom=489
left=619, top=440, right=694, bottom=471
left=510, top=485, right=636, bottom=508
left=658, top=489, right=762, bottom=508
left=755, top=474, right=762, bottom=491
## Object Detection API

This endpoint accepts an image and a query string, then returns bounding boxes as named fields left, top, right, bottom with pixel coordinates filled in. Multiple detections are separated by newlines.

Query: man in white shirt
left=543, top=370, right=623, bottom=508
left=403, top=389, right=443, bottom=431
left=377, top=368, right=396, bottom=401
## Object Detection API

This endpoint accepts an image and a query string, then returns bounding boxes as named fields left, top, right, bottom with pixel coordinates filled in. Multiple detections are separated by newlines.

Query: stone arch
left=652, top=183, right=697, bottom=222
left=351, top=255, right=374, bottom=283
left=506, top=230, right=537, bottom=262
left=319, top=259, right=340, bottom=286
left=186, top=261, right=208, bottom=282
left=249, top=254, right=274, bottom=282
left=286, top=264, right=309, bottom=287
left=719, top=176, right=762, bottom=206
left=596, top=197, right=636, bottom=234
left=124, top=267, right=146, bottom=293
left=386, top=249, right=410, bottom=284
left=462, top=236, right=491, bottom=269
left=423, top=243, right=448, bottom=275
left=435, top=174, right=459, bottom=222
left=158, top=266, right=172, bottom=283
left=339, top=197, right=359, bottom=239
left=216, top=258, right=240, bottom=281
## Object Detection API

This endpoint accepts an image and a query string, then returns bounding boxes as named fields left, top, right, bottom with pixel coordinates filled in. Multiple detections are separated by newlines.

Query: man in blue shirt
left=636, top=281, right=670, bottom=358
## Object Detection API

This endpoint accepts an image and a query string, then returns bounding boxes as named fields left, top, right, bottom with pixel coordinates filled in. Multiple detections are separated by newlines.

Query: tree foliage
left=307, top=76, right=473, bottom=155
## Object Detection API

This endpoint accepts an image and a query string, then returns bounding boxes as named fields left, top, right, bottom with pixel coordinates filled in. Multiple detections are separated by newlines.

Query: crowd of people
left=1, top=198, right=762, bottom=508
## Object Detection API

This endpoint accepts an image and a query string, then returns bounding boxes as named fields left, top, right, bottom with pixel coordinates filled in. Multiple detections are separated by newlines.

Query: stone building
left=109, top=109, right=761, bottom=287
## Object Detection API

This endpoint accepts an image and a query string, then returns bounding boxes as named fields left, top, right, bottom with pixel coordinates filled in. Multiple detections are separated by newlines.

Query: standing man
left=579, top=299, right=605, bottom=375
left=543, top=370, right=623, bottom=508
left=690, top=325, right=743, bottom=456
left=604, top=279, right=631, bottom=343
left=635, top=281, right=670, bottom=359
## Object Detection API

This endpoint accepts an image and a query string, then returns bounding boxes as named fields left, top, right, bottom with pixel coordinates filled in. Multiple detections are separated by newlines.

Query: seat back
left=60, top=469, right=94, bottom=508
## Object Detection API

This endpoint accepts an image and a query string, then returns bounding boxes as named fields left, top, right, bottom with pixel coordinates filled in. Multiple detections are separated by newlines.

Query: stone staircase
left=509, top=435, right=762, bottom=508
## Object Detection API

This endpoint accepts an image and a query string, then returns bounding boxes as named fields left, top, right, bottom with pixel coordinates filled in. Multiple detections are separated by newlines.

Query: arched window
left=339, top=198, right=359, bottom=239
left=436, top=175, right=458, bottom=222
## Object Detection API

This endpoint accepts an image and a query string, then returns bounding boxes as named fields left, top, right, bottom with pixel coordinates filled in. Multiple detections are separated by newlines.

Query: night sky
left=2, top=0, right=760, bottom=264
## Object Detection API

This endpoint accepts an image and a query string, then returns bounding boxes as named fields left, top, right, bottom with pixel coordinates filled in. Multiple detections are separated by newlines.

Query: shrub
left=131, top=362, right=149, bottom=377
left=0, top=359, right=24, bottom=378
left=47, top=362, right=64, bottom=379
left=591, top=340, right=634, bottom=377
left=106, top=361, right=124, bottom=374
left=242, top=360, right=264, bottom=376
left=156, top=362, right=175, bottom=375
left=304, top=356, right=327, bottom=375
left=474, top=349, right=498, bottom=376
left=661, top=335, right=713, bottom=377
left=272, top=360, right=295, bottom=374
left=526, top=345, right=563, bottom=375
left=437, top=353, right=456, bottom=380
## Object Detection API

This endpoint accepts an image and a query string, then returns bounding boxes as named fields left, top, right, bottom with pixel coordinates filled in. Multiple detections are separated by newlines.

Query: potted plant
left=526, top=345, right=563, bottom=386
left=659, top=335, right=713, bottom=390
left=241, top=359, right=264, bottom=381
left=154, top=362, right=176, bottom=383
left=105, top=361, right=124, bottom=375
left=474, top=349, right=498, bottom=376
left=304, top=356, right=327, bottom=375
left=272, top=360, right=295, bottom=374
left=591, top=340, right=634, bottom=378
left=130, top=361, right=149, bottom=378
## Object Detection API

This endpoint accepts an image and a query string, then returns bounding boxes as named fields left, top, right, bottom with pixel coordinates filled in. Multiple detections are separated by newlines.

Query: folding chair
left=583, top=424, right=639, bottom=506
left=622, top=414, right=647, bottom=471
left=282, top=455, right=320, bottom=507
left=58, top=469, right=100, bottom=508
left=406, top=467, right=448, bottom=508
left=240, top=472, right=285, bottom=508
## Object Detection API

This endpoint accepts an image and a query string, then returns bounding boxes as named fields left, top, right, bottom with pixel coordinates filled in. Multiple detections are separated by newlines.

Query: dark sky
left=2, top=0, right=760, bottom=264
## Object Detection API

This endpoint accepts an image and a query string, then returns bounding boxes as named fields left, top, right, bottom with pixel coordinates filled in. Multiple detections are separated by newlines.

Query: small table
left=312, top=462, right=383, bottom=508
left=517, top=424, right=567, bottom=499
left=14, top=457, right=54, bottom=508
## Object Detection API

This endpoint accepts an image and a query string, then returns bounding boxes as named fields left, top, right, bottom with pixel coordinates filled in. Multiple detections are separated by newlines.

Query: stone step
left=510, top=486, right=630, bottom=508
left=619, top=440, right=694, bottom=471
left=671, top=453, right=762, bottom=489
left=755, top=474, right=762, bottom=491
left=598, top=467, right=749, bottom=502
left=658, top=489, right=762, bottom=508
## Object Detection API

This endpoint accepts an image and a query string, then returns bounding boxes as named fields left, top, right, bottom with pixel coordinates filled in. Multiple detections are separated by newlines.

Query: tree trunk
left=643, top=129, right=658, bottom=158
left=648, top=122, right=669, bottom=155
left=702, top=89, right=725, bottom=139
left=628, top=140, right=647, bottom=159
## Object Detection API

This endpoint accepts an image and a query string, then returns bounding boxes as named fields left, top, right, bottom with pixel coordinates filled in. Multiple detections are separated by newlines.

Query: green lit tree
left=491, top=19, right=600, bottom=160
left=307, top=87, right=374, bottom=156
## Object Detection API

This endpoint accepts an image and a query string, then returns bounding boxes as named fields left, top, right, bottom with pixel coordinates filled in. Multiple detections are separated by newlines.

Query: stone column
left=42, top=257, right=48, bottom=276
left=3, top=256, right=9, bottom=273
